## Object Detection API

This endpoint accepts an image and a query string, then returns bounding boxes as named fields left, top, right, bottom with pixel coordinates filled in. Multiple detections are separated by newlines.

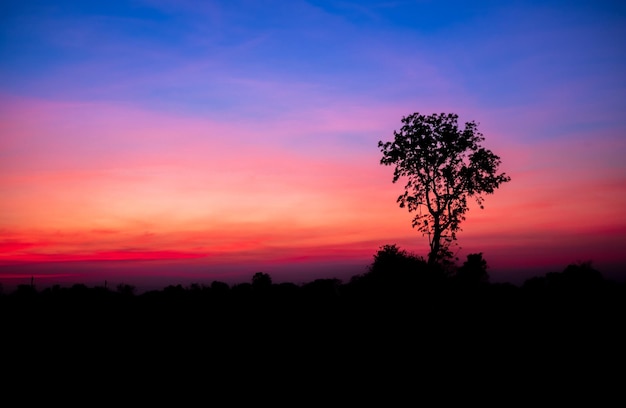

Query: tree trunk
left=428, top=222, right=441, bottom=266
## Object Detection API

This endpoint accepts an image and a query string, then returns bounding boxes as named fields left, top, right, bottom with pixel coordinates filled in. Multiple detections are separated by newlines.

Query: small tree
left=368, top=244, right=426, bottom=276
left=251, top=272, right=272, bottom=290
left=455, top=252, right=489, bottom=285
left=378, top=112, right=510, bottom=266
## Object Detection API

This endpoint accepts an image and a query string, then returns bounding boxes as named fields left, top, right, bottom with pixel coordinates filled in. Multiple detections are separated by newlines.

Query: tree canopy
left=378, top=112, right=511, bottom=265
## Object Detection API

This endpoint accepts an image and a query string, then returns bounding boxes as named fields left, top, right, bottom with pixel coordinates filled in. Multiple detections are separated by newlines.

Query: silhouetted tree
left=355, top=244, right=446, bottom=289
left=252, top=272, right=272, bottom=290
left=455, top=252, right=489, bottom=285
left=188, top=283, right=204, bottom=292
left=378, top=112, right=510, bottom=265
left=545, top=261, right=604, bottom=292
left=561, top=261, right=603, bottom=286
left=164, top=284, right=185, bottom=294
left=521, top=261, right=606, bottom=297
left=116, top=283, right=136, bottom=297
left=210, top=280, right=230, bottom=293
left=368, top=244, right=426, bottom=276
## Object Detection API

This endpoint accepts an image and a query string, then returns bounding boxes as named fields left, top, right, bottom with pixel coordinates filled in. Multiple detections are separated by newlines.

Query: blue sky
left=4, top=1, right=624, bottom=120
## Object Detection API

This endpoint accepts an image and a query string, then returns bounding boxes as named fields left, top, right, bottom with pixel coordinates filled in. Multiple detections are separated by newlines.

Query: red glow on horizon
left=0, top=249, right=208, bottom=265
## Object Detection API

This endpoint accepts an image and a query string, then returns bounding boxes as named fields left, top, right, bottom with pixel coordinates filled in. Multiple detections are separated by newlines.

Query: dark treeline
left=3, top=245, right=624, bottom=332
left=3, top=246, right=624, bottom=351
left=3, top=245, right=623, bottom=305
left=2, top=246, right=624, bottom=396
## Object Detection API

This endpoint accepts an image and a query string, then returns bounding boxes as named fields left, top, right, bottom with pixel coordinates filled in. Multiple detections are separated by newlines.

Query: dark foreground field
left=2, top=258, right=625, bottom=401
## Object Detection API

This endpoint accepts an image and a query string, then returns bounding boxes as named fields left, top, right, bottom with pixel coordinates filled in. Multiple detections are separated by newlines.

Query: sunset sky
left=1, top=0, right=625, bottom=291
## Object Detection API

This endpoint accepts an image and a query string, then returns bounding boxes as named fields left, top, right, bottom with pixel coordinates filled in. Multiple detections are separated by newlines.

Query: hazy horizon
left=2, top=248, right=625, bottom=294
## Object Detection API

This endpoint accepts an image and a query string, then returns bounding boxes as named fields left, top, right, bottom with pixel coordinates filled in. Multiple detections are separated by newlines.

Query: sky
left=1, top=0, right=625, bottom=291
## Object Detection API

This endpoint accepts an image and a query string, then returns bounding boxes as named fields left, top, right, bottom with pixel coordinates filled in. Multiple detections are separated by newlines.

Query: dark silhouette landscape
left=3, top=1, right=625, bottom=400
left=3, top=245, right=624, bottom=397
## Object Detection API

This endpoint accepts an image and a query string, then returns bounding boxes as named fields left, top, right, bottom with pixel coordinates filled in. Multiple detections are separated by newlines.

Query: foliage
left=455, top=252, right=489, bottom=285
left=252, top=272, right=272, bottom=290
left=368, top=244, right=427, bottom=276
left=116, top=283, right=136, bottom=296
left=523, top=261, right=605, bottom=292
left=378, top=112, right=511, bottom=265
left=357, top=244, right=448, bottom=288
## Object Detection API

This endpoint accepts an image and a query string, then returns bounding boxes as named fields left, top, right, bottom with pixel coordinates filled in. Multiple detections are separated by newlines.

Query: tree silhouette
left=116, top=283, right=136, bottom=297
left=378, top=112, right=511, bottom=265
left=210, top=280, right=230, bottom=293
left=455, top=252, right=489, bottom=285
left=368, top=244, right=426, bottom=278
left=251, top=272, right=272, bottom=290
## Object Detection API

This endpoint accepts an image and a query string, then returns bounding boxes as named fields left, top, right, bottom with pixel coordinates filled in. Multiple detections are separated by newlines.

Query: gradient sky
left=1, top=0, right=625, bottom=291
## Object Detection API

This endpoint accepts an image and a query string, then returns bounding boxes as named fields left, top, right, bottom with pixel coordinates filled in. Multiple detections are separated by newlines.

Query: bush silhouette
left=251, top=272, right=272, bottom=290
left=455, top=252, right=489, bottom=285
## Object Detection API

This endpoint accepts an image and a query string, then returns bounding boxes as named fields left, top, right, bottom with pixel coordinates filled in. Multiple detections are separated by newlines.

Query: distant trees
left=116, top=283, right=136, bottom=297
left=351, top=244, right=449, bottom=290
left=368, top=244, right=426, bottom=277
left=455, top=253, right=489, bottom=285
left=210, top=280, right=230, bottom=293
left=379, top=112, right=510, bottom=265
left=252, top=272, right=272, bottom=290
left=522, top=261, right=605, bottom=292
